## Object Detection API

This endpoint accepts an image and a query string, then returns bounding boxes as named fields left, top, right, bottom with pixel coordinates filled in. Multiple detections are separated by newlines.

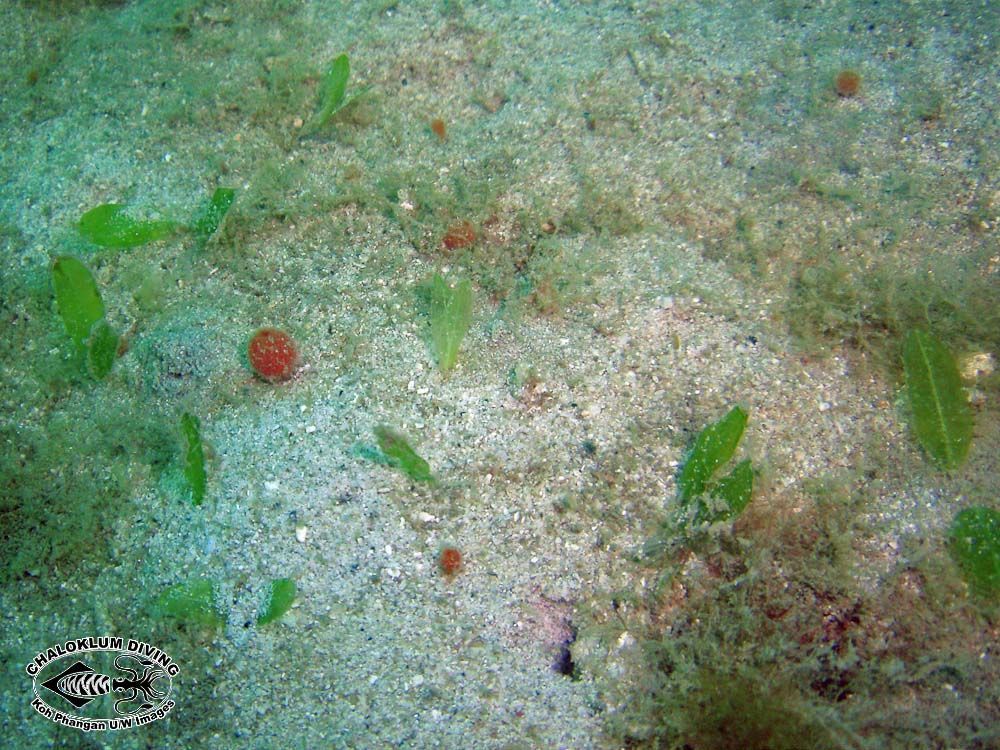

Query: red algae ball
left=248, top=327, right=299, bottom=382
left=834, top=69, right=861, bottom=97
left=439, top=546, right=463, bottom=576
left=430, top=117, right=447, bottom=140
left=442, top=220, right=476, bottom=250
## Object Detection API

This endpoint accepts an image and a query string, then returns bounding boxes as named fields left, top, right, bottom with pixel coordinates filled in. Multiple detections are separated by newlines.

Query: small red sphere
left=248, top=327, right=299, bottom=382
left=430, top=117, right=447, bottom=140
left=439, top=546, right=463, bottom=576
left=834, top=69, right=861, bottom=97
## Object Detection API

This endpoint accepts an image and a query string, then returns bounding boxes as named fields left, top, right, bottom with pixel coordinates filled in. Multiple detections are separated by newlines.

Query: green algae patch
left=948, top=507, right=1000, bottom=598
left=425, top=274, right=473, bottom=375
left=902, top=329, right=972, bottom=470
left=191, top=187, right=236, bottom=246
left=374, top=425, right=434, bottom=483
left=52, top=255, right=105, bottom=351
left=79, top=203, right=180, bottom=248
left=678, top=405, right=750, bottom=506
left=180, top=412, right=207, bottom=506
left=645, top=406, right=755, bottom=556
left=316, top=53, right=350, bottom=123
left=154, top=579, right=225, bottom=628
left=303, top=53, right=371, bottom=135
left=52, top=255, right=120, bottom=378
left=699, top=457, right=754, bottom=524
left=86, top=319, right=119, bottom=379
left=257, top=578, right=296, bottom=625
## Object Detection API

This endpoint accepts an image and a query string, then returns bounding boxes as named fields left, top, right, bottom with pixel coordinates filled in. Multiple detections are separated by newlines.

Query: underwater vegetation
left=781, top=249, right=1000, bottom=378
left=373, top=425, right=434, bottom=483
left=180, top=412, right=207, bottom=506
left=257, top=578, right=297, bottom=626
left=421, top=274, right=474, bottom=375
left=947, top=507, right=1000, bottom=599
left=609, top=468, right=1000, bottom=750
left=50, top=255, right=119, bottom=379
left=6, top=10, right=994, bottom=748
left=659, top=668, right=843, bottom=750
left=153, top=577, right=297, bottom=629
left=78, top=187, right=235, bottom=249
left=190, top=187, right=237, bottom=248
left=3, top=253, right=178, bottom=582
left=676, top=405, right=754, bottom=524
left=84, top=319, right=118, bottom=380
left=646, top=406, right=755, bottom=560
left=153, top=579, right=225, bottom=629
left=78, top=203, right=180, bottom=248
left=902, top=329, right=973, bottom=471
left=441, top=220, right=476, bottom=250
left=311, top=54, right=349, bottom=127
left=301, top=53, right=370, bottom=136
left=51, top=256, right=103, bottom=350
left=0, top=404, right=169, bottom=583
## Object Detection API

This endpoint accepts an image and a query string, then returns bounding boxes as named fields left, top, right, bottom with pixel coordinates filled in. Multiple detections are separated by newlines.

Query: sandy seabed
left=1, top=2, right=997, bottom=748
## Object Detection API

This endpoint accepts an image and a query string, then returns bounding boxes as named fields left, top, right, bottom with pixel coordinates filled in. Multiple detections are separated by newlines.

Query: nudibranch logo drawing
left=26, top=637, right=178, bottom=731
